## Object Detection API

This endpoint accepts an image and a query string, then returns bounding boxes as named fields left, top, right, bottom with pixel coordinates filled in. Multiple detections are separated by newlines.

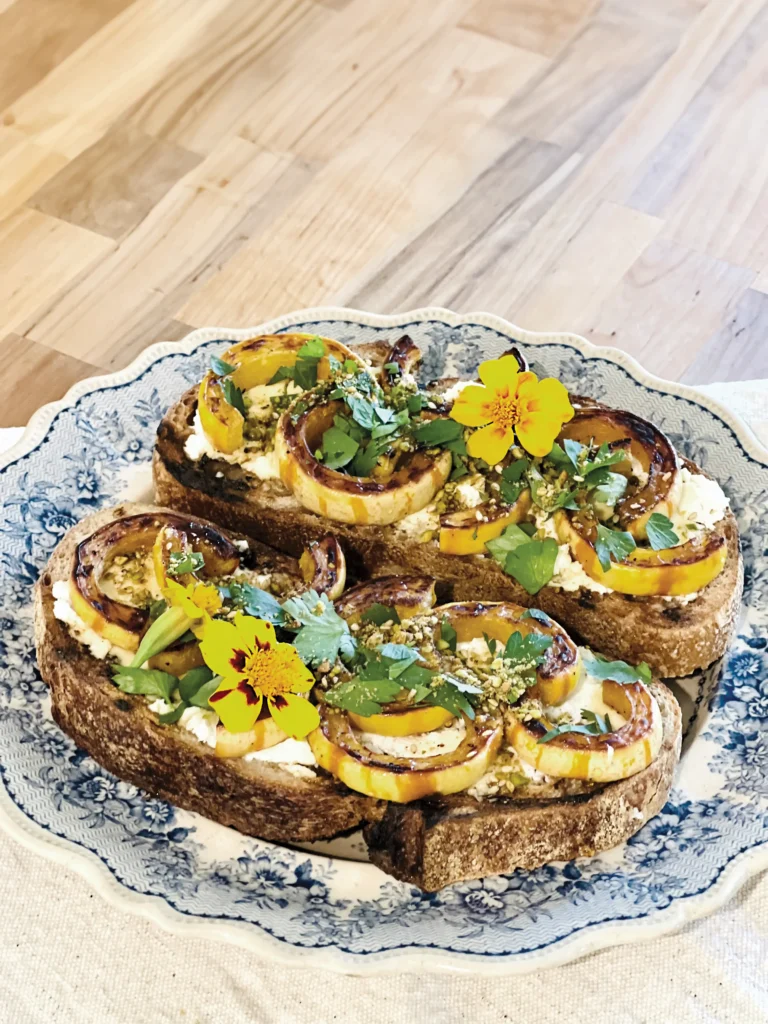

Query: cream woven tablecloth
left=1, top=381, right=767, bottom=1024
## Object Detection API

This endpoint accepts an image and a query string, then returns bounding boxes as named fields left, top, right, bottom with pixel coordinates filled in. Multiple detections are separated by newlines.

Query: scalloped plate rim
left=1, top=305, right=766, bottom=977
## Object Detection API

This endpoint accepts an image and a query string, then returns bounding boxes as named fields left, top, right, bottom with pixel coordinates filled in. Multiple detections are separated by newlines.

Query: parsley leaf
left=645, top=512, right=680, bottom=550
left=449, top=451, right=470, bottom=480
left=320, top=425, right=360, bottom=470
left=503, top=630, right=553, bottom=664
left=425, top=675, right=482, bottom=720
left=440, top=617, right=457, bottom=653
left=486, top=524, right=532, bottom=567
left=411, top=418, right=464, bottom=447
left=407, top=393, right=426, bottom=414
left=595, top=524, right=636, bottom=572
left=210, top=355, right=237, bottom=377
left=504, top=538, right=559, bottom=595
left=178, top=666, right=215, bottom=703
left=157, top=703, right=187, bottom=725
left=149, top=598, right=167, bottom=621
left=360, top=603, right=401, bottom=625
left=222, top=378, right=246, bottom=416
left=281, top=590, right=356, bottom=665
left=346, top=393, right=378, bottom=431
left=378, top=644, right=420, bottom=672
left=582, top=651, right=652, bottom=684
left=112, top=667, right=177, bottom=702
left=297, top=337, right=325, bottom=360
left=218, top=580, right=286, bottom=625
left=343, top=358, right=358, bottom=375
left=167, top=550, right=205, bottom=576
left=325, top=676, right=403, bottom=717
left=590, top=471, right=628, bottom=506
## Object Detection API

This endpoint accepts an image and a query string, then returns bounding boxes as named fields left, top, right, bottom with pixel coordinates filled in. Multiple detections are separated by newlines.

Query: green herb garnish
left=595, top=524, right=636, bottom=572
left=360, top=603, right=401, bottom=626
left=487, top=526, right=558, bottom=594
left=440, top=617, right=457, bottom=652
left=217, top=580, right=286, bottom=625
left=582, top=651, right=652, bottom=684
left=538, top=710, right=614, bottom=744
left=411, top=418, right=464, bottom=447
left=210, top=355, right=237, bottom=377
left=281, top=589, right=356, bottom=665
left=112, top=667, right=177, bottom=702
left=645, top=512, right=679, bottom=550
left=167, top=550, right=205, bottom=577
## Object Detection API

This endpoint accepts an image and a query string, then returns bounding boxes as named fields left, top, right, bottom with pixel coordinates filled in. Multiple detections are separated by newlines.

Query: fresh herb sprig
left=538, top=709, right=614, bottom=744
left=486, top=524, right=559, bottom=594
left=268, top=337, right=326, bottom=391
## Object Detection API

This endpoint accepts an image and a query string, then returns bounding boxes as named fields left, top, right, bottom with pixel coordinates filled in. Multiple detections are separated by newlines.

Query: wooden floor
left=1, top=0, right=767, bottom=427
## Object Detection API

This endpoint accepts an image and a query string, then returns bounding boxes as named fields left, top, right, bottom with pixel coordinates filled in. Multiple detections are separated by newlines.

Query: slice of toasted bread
left=35, top=504, right=681, bottom=889
left=154, top=377, right=742, bottom=678
left=33, top=503, right=382, bottom=842
left=363, top=681, right=681, bottom=890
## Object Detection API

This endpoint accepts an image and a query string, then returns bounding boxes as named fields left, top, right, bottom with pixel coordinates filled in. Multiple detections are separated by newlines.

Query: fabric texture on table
left=1, top=383, right=767, bottom=1024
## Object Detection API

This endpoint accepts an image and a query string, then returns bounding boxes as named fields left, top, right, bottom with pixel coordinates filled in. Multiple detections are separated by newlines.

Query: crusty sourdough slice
left=35, top=504, right=682, bottom=888
left=33, top=503, right=382, bottom=842
left=154, top=370, right=743, bottom=678
left=363, top=681, right=681, bottom=891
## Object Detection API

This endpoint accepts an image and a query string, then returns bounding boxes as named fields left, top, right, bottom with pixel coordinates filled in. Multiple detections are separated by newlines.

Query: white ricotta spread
left=394, top=504, right=440, bottom=539
left=52, top=580, right=134, bottom=665
left=358, top=719, right=466, bottom=758
left=441, top=379, right=474, bottom=404
left=184, top=412, right=282, bottom=481
left=456, top=637, right=493, bottom=662
left=535, top=513, right=611, bottom=594
left=668, top=467, right=729, bottom=543
left=244, top=381, right=302, bottom=420
left=180, top=706, right=218, bottom=747
left=243, top=738, right=317, bottom=778
left=454, top=479, right=484, bottom=509
left=550, top=662, right=628, bottom=728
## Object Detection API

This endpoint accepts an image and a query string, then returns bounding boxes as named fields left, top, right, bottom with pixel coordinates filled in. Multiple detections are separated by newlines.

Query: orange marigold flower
left=199, top=613, right=319, bottom=737
left=450, top=356, right=574, bottom=463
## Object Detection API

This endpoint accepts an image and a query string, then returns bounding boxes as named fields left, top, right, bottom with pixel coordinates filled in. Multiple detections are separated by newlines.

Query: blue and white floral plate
left=1, top=307, right=766, bottom=975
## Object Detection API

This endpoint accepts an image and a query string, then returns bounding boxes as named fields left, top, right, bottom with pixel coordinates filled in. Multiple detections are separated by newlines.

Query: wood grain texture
left=0, top=0, right=766, bottom=426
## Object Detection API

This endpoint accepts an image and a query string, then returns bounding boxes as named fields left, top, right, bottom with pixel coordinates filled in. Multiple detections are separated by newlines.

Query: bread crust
left=154, top=384, right=743, bottom=678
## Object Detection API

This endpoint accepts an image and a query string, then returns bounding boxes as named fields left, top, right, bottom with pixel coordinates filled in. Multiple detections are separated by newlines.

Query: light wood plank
left=0, top=334, right=100, bottom=427
left=584, top=239, right=755, bottom=380
left=461, top=0, right=599, bottom=58
left=681, top=288, right=768, bottom=384
left=512, top=202, right=664, bottom=332
left=0, top=209, right=113, bottom=336
left=0, top=0, right=135, bottom=113
left=28, top=123, right=201, bottom=240
left=0, top=129, right=68, bottom=221
left=26, top=140, right=309, bottom=370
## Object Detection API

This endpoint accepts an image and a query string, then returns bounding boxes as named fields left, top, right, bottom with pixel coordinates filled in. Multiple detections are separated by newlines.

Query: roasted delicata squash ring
left=299, top=535, right=346, bottom=600
left=198, top=334, right=364, bottom=454
left=70, top=512, right=241, bottom=651
left=348, top=703, right=455, bottom=737
left=276, top=400, right=452, bottom=525
left=152, top=524, right=196, bottom=590
left=439, top=490, right=532, bottom=555
left=440, top=601, right=581, bottom=706
left=555, top=511, right=727, bottom=596
left=307, top=708, right=503, bottom=802
left=334, top=576, right=437, bottom=623
left=381, top=335, right=421, bottom=388
left=215, top=711, right=288, bottom=758
left=147, top=640, right=205, bottom=677
left=559, top=406, right=679, bottom=540
left=508, top=680, right=663, bottom=782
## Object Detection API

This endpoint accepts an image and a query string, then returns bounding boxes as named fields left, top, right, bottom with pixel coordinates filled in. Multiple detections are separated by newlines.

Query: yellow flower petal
left=210, top=681, right=263, bottom=734
left=450, top=385, right=495, bottom=428
left=477, top=356, right=524, bottom=390
left=233, top=613, right=275, bottom=653
left=199, top=617, right=246, bottom=678
left=531, top=377, right=574, bottom=423
left=515, top=416, right=561, bottom=457
left=267, top=693, right=320, bottom=738
left=466, top=423, right=516, bottom=466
